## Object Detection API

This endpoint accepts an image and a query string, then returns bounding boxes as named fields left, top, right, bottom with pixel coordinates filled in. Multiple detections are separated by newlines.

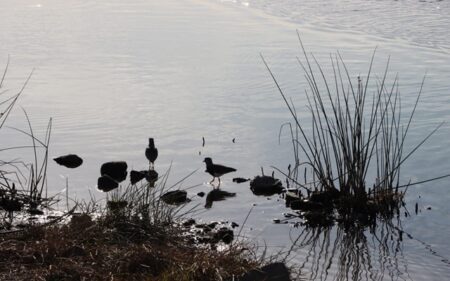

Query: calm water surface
left=0, top=0, right=449, bottom=279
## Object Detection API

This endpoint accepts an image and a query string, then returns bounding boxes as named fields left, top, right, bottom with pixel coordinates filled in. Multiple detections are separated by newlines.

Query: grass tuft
left=263, top=33, right=447, bottom=225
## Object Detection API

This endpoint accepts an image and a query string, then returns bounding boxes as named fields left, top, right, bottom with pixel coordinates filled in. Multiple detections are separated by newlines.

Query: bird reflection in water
left=205, top=188, right=236, bottom=209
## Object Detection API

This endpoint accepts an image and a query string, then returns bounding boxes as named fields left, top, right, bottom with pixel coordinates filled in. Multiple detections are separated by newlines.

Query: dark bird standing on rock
left=203, top=157, right=236, bottom=186
left=145, top=138, right=158, bottom=170
left=53, top=154, right=83, bottom=168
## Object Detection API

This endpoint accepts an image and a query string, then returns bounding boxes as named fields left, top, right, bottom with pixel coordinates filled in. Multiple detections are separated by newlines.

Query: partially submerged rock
left=213, top=227, right=234, bottom=244
left=233, top=177, right=250, bottom=183
left=185, top=221, right=236, bottom=245
left=161, top=190, right=188, bottom=205
left=182, top=218, right=196, bottom=227
left=28, top=208, right=44, bottom=215
left=100, top=161, right=127, bottom=182
left=288, top=199, right=324, bottom=211
left=285, top=190, right=337, bottom=211
left=310, top=189, right=340, bottom=204
left=53, top=154, right=83, bottom=168
left=97, top=175, right=119, bottom=192
left=283, top=188, right=393, bottom=227
left=302, top=210, right=335, bottom=227
left=250, top=175, right=283, bottom=196
left=285, top=190, right=301, bottom=204
left=130, top=170, right=146, bottom=185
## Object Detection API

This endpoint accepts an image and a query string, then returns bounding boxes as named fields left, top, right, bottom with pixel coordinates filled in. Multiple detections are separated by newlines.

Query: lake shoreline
left=0, top=209, right=275, bottom=280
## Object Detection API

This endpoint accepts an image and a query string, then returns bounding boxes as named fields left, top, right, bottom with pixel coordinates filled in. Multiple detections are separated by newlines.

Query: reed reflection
left=286, top=217, right=408, bottom=281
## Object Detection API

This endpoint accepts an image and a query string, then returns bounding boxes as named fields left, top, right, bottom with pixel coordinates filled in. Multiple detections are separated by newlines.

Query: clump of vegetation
left=263, top=33, right=446, bottom=227
left=0, top=62, right=56, bottom=229
left=0, top=181, right=261, bottom=280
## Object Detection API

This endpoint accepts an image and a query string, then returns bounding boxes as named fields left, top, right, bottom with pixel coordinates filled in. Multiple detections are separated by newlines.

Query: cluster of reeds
left=0, top=62, right=57, bottom=228
left=264, top=34, right=444, bottom=220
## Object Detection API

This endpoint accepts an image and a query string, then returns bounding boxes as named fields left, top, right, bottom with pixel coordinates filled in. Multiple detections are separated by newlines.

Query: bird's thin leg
left=209, top=177, right=215, bottom=184
left=218, top=177, right=221, bottom=188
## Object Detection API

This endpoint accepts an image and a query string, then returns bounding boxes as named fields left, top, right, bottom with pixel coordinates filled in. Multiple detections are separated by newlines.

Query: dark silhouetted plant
left=263, top=33, right=446, bottom=205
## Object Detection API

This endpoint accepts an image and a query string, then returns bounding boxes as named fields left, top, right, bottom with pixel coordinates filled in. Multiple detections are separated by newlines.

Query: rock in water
left=97, top=175, right=119, bottom=192
left=233, top=177, right=250, bottom=183
left=54, top=154, right=83, bottom=168
left=130, top=170, right=147, bottom=185
left=100, top=161, right=127, bottom=182
left=213, top=227, right=234, bottom=244
left=250, top=175, right=283, bottom=196
left=161, top=190, right=188, bottom=205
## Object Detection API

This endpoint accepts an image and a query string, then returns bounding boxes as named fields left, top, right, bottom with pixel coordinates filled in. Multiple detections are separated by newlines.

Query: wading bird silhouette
left=145, top=138, right=158, bottom=170
left=203, top=157, right=236, bottom=187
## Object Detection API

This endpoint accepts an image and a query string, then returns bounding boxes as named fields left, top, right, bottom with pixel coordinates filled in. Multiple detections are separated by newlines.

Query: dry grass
left=0, top=212, right=260, bottom=281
